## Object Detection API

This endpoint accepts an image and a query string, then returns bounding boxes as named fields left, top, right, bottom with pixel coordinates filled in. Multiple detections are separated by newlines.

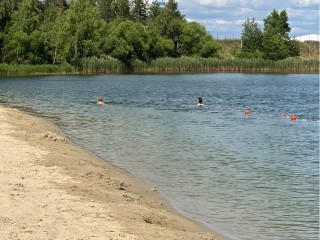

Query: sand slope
left=0, top=106, right=220, bottom=240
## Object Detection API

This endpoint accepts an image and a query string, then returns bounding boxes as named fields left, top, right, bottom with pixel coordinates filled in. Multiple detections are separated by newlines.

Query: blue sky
left=175, top=0, right=320, bottom=39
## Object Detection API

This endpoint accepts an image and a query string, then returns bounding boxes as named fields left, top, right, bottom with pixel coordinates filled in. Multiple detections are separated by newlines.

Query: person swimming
left=197, top=97, right=204, bottom=106
left=97, top=96, right=104, bottom=104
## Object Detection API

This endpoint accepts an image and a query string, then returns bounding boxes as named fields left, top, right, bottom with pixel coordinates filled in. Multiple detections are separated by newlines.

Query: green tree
left=148, top=0, right=161, bottom=20
left=3, top=0, right=46, bottom=63
left=41, top=0, right=66, bottom=63
left=46, top=11, right=70, bottom=63
left=180, top=21, right=220, bottom=58
left=0, top=0, right=22, bottom=32
left=116, top=0, right=130, bottom=19
left=149, top=0, right=185, bottom=56
left=262, top=9, right=299, bottom=60
left=147, top=25, right=175, bottom=58
left=103, top=20, right=150, bottom=62
left=198, top=39, right=221, bottom=58
left=47, top=0, right=104, bottom=63
left=43, top=0, right=68, bottom=10
left=0, top=0, right=22, bottom=61
left=132, top=0, right=148, bottom=25
left=55, top=0, right=68, bottom=9
left=180, top=22, right=207, bottom=56
left=287, top=39, right=300, bottom=57
left=262, top=32, right=288, bottom=60
left=263, top=10, right=290, bottom=39
left=241, top=18, right=263, bottom=54
left=154, top=38, right=174, bottom=57
left=164, top=0, right=183, bottom=19
left=166, top=18, right=184, bottom=55
left=98, top=0, right=116, bottom=21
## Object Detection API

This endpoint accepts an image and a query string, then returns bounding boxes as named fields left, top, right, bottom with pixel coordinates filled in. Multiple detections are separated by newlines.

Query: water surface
left=0, top=73, right=318, bottom=240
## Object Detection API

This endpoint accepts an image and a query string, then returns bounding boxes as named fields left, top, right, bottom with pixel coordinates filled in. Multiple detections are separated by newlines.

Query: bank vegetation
left=0, top=0, right=318, bottom=75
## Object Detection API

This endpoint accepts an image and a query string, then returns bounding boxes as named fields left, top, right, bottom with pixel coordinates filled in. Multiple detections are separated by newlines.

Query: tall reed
left=0, top=63, right=75, bottom=76
left=1, top=57, right=318, bottom=76
left=78, top=56, right=125, bottom=74
left=145, top=57, right=319, bottom=73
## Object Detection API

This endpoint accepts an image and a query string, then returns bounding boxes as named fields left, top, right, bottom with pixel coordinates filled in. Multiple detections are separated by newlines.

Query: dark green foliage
left=132, top=0, right=148, bottom=24
left=47, top=0, right=105, bottom=64
left=3, top=0, right=45, bottom=64
left=164, top=0, right=183, bottom=19
left=262, top=32, right=289, bottom=60
left=148, top=1, right=161, bottom=20
left=0, top=0, right=313, bottom=73
left=262, top=10, right=299, bottom=60
left=149, top=0, right=185, bottom=56
left=236, top=49, right=263, bottom=59
left=0, top=0, right=22, bottom=32
left=239, top=9, right=301, bottom=61
left=199, top=40, right=221, bottom=58
left=116, top=0, right=130, bottom=19
left=0, top=0, right=221, bottom=65
left=287, top=39, right=300, bottom=57
left=180, top=22, right=220, bottom=58
left=98, top=0, right=116, bottom=21
left=263, top=10, right=290, bottom=38
left=103, top=20, right=150, bottom=62
left=241, top=18, right=263, bottom=54
left=43, top=0, right=68, bottom=10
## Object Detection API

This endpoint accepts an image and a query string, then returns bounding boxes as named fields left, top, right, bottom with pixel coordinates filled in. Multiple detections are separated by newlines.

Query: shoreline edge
left=0, top=105, right=227, bottom=240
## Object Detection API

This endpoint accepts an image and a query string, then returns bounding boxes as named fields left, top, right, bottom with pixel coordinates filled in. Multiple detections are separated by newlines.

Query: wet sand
left=0, top=106, right=223, bottom=239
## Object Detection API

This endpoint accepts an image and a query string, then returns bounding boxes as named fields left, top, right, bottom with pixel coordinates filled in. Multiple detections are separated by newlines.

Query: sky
left=175, top=0, right=320, bottom=39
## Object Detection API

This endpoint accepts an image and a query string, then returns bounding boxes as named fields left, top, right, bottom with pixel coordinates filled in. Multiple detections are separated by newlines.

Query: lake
left=0, top=73, right=318, bottom=240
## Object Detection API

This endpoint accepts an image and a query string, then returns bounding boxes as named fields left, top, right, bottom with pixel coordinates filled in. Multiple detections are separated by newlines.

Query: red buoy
left=290, top=115, right=297, bottom=121
left=279, top=113, right=285, bottom=118
left=244, top=109, right=250, bottom=115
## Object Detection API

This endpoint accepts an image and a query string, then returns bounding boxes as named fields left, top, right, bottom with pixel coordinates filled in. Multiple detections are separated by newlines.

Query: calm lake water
left=0, top=73, right=319, bottom=240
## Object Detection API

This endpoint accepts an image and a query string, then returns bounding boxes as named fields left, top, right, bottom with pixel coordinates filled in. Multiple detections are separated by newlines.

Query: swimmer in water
left=97, top=96, right=104, bottom=104
left=197, top=97, right=204, bottom=106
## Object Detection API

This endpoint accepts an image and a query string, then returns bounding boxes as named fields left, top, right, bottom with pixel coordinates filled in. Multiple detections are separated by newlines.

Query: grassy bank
left=0, top=63, right=76, bottom=76
left=217, top=40, right=320, bottom=60
left=79, top=57, right=125, bottom=74
left=143, top=57, right=319, bottom=73
left=0, top=40, right=318, bottom=76
left=0, top=57, right=318, bottom=76
left=76, top=57, right=318, bottom=74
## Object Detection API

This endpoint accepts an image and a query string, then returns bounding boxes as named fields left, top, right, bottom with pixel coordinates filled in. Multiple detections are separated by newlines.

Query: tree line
left=0, top=0, right=301, bottom=67
left=239, top=10, right=300, bottom=60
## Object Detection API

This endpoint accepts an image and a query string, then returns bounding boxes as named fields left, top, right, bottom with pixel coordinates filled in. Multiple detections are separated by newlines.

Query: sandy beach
left=0, top=106, right=222, bottom=240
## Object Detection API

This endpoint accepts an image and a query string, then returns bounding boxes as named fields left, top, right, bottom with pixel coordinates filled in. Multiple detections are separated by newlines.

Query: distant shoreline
left=0, top=57, right=318, bottom=77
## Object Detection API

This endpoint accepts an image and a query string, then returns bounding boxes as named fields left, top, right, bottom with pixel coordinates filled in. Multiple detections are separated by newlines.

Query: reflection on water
left=0, top=73, right=319, bottom=240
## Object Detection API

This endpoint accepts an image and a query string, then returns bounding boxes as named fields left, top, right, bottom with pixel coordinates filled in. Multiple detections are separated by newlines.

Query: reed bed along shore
left=144, top=57, right=319, bottom=73
left=0, top=57, right=318, bottom=76
left=79, top=57, right=125, bottom=74
left=0, top=63, right=75, bottom=76
left=77, top=57, right=319, bottom=74
left=216, top=40, right=320, bottom=60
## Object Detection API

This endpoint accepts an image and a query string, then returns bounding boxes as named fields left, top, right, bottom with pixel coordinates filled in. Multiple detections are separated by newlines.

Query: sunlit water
left=0, top=73, right=318, bottom=240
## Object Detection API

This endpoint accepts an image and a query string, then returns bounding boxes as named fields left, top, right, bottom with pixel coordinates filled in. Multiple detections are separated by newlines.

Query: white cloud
left=194, top=0, right=275, bottom=8
left=286, top=8, right=319, bottom=22
left=198, top=0, right=229, bottom=7
left=177, top=0, right=319, bottom=38
left=215, top=19, right=230, bottom=25
left=290, top=0, right=320, bottom=7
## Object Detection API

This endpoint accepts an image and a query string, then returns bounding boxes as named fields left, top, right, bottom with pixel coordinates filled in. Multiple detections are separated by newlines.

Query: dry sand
left=0, top=106, right=223, bottom=240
